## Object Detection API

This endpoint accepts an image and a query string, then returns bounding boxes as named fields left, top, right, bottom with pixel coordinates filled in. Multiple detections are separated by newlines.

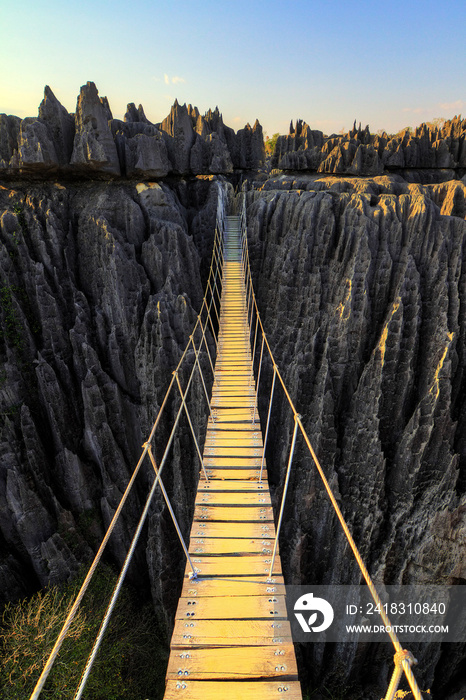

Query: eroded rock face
left=39, top=85, right=75, bottom=165
left=0, top=114, right=21, bottom=170
left=160, top=100, right=196, bottom=175
left=272, top=117, right=466, bottom=176
left=235, top=119, right=265, bottom=169
left=70, top=81, right=121, bottom=175
left=245, top=175, right=466, bottom=698
left=0, top=179, right=220, bottom=622
left=17, top=118, right=59, bottom=170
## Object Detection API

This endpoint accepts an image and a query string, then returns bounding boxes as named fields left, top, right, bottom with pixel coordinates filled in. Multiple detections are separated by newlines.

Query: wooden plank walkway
left=163, top=216, right=301, bottom=699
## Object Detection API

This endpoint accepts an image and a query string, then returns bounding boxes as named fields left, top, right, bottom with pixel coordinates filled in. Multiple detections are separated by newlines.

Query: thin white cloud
left=402, top=107, right=430, bottom=114
left=163, top=74, right=186, bottom=85
left=402, top=101, right=464, bottom=117
left=439, top=100, right=463, bottom=112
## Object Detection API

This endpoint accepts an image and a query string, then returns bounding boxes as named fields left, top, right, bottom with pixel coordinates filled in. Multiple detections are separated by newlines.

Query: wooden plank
left=210, top=394, right=257, bottom=401
left=197, top=480, right=268, bottom=492
left=211, top=406, right=255, bottom=414
left=212, top=387, right=253, bottom=392
left=203, top=447, right=263, bottom=458
left=211, top=401, right=257, bottom=409
left=216, top=342, right=251, bottom=347
left=184, top=556, right=281, bottom=577
left=179, top=577, right=285, bottom=598
left=203, top=441, right=263, bottom=453
left=214, top=367, right=252, bottom=372
left=188, top=537, right=275, bottom=555
left=206, top=422, right=259, bottom=432
left=210, top=414, right=255, bottom=423
left=189, top=521, right=275, bottom=539
left=164, top=680, right=302, bottom=699
left=195, top=492, right=271, bottom=506
left=166, top=646, right=298, bottom=680
left=212, top=378, right=254, bottom=385
left=203, top=457, right=262, bottom=467
left=193, top=505, right=273, bottom=521
left=210, top=389, right=255, bottom=396
left=206, top=429, right=262, bottom=439
left=204, top=442, right=263, bottom=451
left=172, top=618, right=291, bottom=644
left=202, top=469, right=267, bottom=480
left=213, top=366, right=252, bottom=371
left=176, top=594, right=287, bottom=620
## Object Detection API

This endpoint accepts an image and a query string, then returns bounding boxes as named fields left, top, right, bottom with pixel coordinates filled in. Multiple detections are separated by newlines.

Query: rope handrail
left=29, top=182, right=228, bottom=700
left=237, top=193, right=424, bottom=700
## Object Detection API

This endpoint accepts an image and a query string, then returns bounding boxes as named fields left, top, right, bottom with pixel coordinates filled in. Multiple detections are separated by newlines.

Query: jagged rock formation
left=70, top=82, right=120, bottom=175
left=39, top=86, right=75, bottom=166
left=0, top=83, right=264, bottom=178
left=271, top=117, right=466, bottom=176
left=0, top=178, right=221, bottom=624
left=245, top=174, right=466, bottom=698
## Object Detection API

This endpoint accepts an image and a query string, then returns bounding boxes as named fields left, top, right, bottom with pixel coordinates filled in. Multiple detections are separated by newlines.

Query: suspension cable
left=174, top=372, right=209, bottom=481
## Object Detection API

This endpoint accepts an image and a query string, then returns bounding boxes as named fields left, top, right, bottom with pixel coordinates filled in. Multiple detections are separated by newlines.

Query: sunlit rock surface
left=0, top=83, right=264, bottom=177
left=272, top=117, right=466, bottom=176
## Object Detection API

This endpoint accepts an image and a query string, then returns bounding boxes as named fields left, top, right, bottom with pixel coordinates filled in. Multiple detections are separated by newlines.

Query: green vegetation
left=265, top=132, right=280, bottom=156
left=13, top=204, right=28, bottom=239
left=0, top=565, right=168, bottom=699
left=0, top=283, right=40, bottom=350
left=425, top=117, right=446, bottom=130
left=0, top=286, right=25, bottom=353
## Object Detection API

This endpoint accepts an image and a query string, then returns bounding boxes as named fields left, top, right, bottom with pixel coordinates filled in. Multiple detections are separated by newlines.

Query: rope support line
left=237, top=193, right=424, bottom=700
left=28, top=370, right=177, bottom=700
left=251, top=309, right=259, bottom=380
left=268, top=413, right=300, bottom=580
left=384, top=650, right=417, bottom=700
left=190, top=334, right=214, bottom=423
left=259, top=364, right=277, bottom=482
left=145, top=443, right=198, bottom=577
left=253, top=335, right=265, bottom=425
left=73, top=440, right=174, bottom=700
left=207, top=277, right=221, bottom=325
left=174, top=372, right=209, bottom=481
left=197, top=315, right=215, bottom=377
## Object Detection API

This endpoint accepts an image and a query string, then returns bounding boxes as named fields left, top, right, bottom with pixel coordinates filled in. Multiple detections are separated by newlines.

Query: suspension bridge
left=29, top=186, right=424, bottom=700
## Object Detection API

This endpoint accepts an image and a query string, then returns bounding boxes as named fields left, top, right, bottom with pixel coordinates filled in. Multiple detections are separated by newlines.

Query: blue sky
left=1, top=0, right=464, bottom=137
